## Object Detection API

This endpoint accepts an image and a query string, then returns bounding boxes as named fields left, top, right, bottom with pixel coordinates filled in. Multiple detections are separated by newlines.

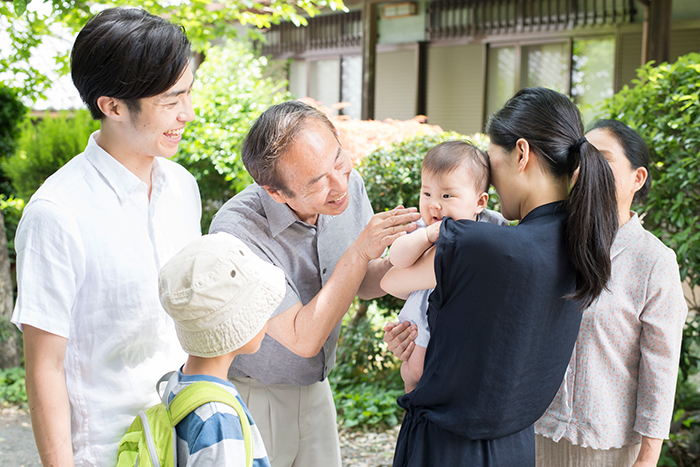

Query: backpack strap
left=167, top=381, right=253, bottom=467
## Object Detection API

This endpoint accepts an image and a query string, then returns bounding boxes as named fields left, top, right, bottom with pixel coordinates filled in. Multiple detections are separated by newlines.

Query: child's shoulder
left=478, top=209, right=509, bottom=226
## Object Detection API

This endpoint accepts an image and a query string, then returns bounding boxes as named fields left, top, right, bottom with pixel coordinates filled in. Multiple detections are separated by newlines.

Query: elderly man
left=210, top=101, right=419, bottom=467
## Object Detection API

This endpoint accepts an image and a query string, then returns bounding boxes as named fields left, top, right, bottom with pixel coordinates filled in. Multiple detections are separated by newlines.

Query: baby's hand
left=426, top=220, right=442, bottom=243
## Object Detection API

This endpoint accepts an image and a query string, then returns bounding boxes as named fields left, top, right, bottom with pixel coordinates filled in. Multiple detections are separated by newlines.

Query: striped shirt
left=166, top=371, right=271, bottom=467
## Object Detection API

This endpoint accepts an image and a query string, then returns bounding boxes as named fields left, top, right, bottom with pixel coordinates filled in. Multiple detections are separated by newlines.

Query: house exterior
left=261, top=0, right=700, bottom=134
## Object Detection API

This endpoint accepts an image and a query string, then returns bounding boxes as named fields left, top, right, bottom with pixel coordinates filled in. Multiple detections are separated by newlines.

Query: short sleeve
left=12, top=199, right=86, bottom=337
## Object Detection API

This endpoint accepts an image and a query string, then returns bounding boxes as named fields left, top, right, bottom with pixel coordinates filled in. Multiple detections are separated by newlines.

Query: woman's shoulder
left=624, top=214, right=677, bottom=264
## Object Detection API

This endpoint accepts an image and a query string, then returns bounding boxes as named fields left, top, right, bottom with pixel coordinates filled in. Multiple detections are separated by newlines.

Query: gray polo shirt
left=209, top=169, right=374, bottom=386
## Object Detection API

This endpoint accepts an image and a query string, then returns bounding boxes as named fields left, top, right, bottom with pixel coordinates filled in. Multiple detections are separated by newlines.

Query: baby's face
left=419, top=168, right=484, bottom=225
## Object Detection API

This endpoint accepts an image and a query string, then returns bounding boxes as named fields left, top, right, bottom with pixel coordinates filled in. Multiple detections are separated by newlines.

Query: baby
left=381, top=141, right=507, bottom=393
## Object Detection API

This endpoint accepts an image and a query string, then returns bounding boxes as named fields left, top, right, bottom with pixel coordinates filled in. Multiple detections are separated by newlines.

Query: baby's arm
left=389, top=221, right=441, bottom=269
left=400, top=344, right=427, bottom=393
left=380, top=246, right=438, bottom=299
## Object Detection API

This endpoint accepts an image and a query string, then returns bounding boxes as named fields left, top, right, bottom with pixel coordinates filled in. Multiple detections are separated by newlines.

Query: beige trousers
left=536, top=434, right=641, bottom=467
left=232, top=377, right=342, bottom=467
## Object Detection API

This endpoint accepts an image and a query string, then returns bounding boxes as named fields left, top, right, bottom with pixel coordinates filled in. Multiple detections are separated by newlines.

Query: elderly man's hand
left=353, top=206, right=420, bottom=262
left=383, top=321, right=417, bottom=361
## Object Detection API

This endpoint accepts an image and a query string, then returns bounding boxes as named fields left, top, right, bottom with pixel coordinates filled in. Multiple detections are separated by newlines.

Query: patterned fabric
left=167, top=371, right=271, bottom=467
left=535, top=213, right=688, bottom=449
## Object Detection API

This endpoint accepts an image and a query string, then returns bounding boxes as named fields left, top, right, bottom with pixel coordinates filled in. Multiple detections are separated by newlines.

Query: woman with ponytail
left=386, top=87, right=619, bottom=467
left=535, top=120, right=687, bottom=467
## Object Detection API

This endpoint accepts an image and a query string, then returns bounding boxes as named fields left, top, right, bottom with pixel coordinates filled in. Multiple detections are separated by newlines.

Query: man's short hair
left=71, top=8, right=191, bottom=120
left=422, top=141, right=490, bottom=194
left=241, top=101, right=338, bottom=197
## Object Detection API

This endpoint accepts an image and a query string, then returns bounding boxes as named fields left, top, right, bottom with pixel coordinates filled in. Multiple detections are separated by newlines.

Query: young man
left=209, top=101, right=421, bottom=467
left=11, top=8, right=201, bottom=466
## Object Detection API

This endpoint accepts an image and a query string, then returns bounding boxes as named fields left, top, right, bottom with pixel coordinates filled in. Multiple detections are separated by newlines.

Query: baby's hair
left=422, top=141, right=490, bottom=194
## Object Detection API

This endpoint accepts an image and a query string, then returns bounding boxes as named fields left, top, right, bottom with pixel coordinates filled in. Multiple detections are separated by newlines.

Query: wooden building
left=260, top=0, right=700, bottom=133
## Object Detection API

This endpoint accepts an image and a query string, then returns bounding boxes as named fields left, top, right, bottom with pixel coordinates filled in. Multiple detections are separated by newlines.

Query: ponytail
left=486, top=87, right=618, bottom=308
left=566, top=139, right=618, bottom=308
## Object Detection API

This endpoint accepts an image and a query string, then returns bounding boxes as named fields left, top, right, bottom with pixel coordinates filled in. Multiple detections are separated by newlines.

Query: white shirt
left=12, top=132, right=201, bottom=466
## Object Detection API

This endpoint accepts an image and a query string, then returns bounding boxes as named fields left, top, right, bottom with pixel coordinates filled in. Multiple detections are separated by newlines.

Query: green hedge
left=3, top=110, right=99, bottom=201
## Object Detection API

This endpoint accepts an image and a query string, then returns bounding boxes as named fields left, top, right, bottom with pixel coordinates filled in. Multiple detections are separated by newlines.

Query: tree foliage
left=2, top=109, right=100, bottom=201
left=597, top=53, right=700, bottom=378
left=1, top=0, right=344, bottom=102
left=175, top=40, right=291, bottom=231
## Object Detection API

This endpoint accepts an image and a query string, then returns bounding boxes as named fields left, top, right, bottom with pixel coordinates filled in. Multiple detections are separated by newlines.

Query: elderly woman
left=535, top=119, right=688, bottom=467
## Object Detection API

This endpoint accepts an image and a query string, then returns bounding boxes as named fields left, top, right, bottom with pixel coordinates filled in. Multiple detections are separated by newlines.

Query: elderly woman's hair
left=589, top=119, right=652, bottom=203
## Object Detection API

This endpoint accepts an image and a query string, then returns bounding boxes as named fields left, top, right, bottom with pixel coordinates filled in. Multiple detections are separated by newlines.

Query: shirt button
left=322, top=268, right=327, bottom=275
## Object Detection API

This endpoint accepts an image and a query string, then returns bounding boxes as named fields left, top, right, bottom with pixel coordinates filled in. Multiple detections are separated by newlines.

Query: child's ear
left=475, top=192, right=489, bottom=214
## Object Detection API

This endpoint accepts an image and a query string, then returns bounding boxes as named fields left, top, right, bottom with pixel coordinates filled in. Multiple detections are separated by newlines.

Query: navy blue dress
left=393, top=202, right=582, bottom=467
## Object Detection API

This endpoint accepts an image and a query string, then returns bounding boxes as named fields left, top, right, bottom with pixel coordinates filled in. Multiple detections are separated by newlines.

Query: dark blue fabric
left=393, top=411, right=535, bottom=467
left=394, top=202, right=581, bottom=466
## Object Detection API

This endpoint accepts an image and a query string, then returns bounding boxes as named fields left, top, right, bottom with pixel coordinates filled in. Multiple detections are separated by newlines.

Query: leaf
left=13, top=0, right=29, bottom=16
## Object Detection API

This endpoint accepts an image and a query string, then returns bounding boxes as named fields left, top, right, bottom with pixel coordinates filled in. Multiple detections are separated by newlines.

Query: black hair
left=486, top=87, right=618, bottom=308
left=589, top=119, right=652, bottom=203
left=422, top=141, right=490, bottom=194
left=242, top=101, right=338, bottom=197
left=71, top=8, right=192, bottom=120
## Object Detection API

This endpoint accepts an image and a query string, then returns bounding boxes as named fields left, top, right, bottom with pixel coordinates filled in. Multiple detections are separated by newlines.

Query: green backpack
left=115, top=372, right=253, bottom=467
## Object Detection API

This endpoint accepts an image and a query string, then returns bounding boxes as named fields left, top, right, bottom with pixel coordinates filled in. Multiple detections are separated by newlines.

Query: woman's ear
left=97, top=96, right=124, bottom=121
left=633, top=166, right=648, bottom=194
left=515, top=138, right=531, bottom=174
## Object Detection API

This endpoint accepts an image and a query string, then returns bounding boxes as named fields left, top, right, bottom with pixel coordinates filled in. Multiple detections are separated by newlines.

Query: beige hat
left=159, top=232, right=286, bottom=358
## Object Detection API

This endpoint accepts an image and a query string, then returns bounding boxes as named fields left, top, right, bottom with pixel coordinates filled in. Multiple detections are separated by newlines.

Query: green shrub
left=596, top=53, right=700, bottom=379
left=3, top=109, right=99, bottom=201
left=176, top=40, right=291, bottom=232
left=330, top=302, right=405, bottom=428
left=0, top=84, right=28, bottom=197
left=1, top=196, right=25, bottom=270
left=0, top=366, right=27, bottom=406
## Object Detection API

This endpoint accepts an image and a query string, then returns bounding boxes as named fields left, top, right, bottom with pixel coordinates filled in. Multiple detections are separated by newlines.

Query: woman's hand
left=383, top=321, right=417, bottom=361
left=632, top=436, right=662, bottom=467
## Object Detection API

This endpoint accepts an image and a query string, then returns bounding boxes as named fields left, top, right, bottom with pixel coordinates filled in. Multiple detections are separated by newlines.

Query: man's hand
left=353, top=207, right=420, bottom=262
left=383, top=321, right=417, bottom=361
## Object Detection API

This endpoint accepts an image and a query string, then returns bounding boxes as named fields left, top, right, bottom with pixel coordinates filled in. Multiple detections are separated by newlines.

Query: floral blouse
left=535, top=213, right=688, bottom=449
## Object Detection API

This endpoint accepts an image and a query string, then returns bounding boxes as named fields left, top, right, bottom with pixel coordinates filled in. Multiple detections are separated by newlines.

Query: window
left=486, top=36, right=615, bottom=125
left=571, top=37, right=615, bottom=125
left=287, top=55, right=362, bottom=118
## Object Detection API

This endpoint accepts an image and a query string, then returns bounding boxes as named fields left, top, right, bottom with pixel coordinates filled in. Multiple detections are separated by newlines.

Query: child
left=380, top=141, right=507, bottom=393
left=158, top=232, right=286, bottom=467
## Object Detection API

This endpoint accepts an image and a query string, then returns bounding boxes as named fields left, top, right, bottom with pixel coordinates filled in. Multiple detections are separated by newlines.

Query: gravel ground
left=0, top=406, right=399, bottom=467
left=0, top=407, right=40, bottom=467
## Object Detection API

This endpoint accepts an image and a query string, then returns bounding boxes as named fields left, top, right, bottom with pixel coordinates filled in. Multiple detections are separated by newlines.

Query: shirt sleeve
left=634, top=247, right=688, bottom=439
left=11, top=199, right=85, bottom=337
